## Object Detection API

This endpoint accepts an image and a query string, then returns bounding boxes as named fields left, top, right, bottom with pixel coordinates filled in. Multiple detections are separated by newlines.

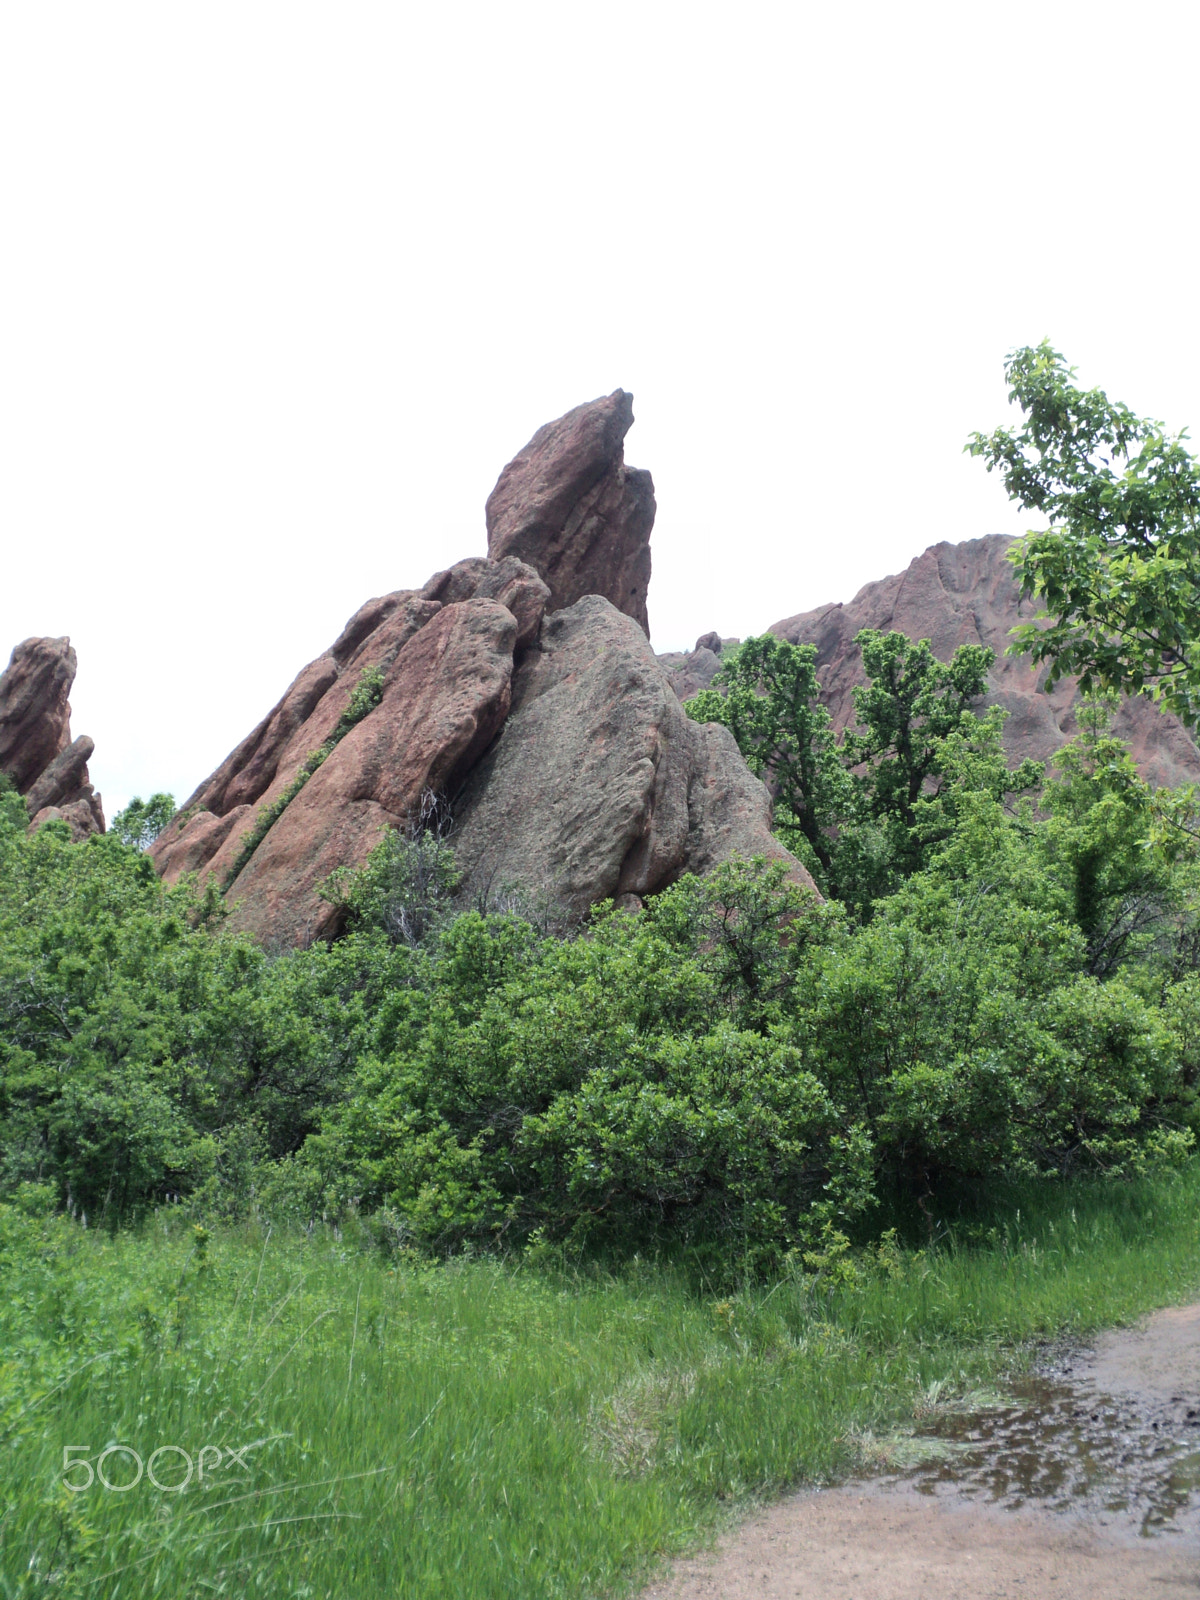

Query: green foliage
left=846, top=631, right=985, bottom=828
left=320, top=799, right=461, bottom=947
left=686, top=635, right=851, bottom=880
left=0, top=820, right=414, bottom=1220
left=108, top=791, right=175, bottom=850
left=223, top=664, right=385, bottom=888
left=0, top=770, right=27, bottom=833
left=687, top=626, right=1040, bottom=911
left=3, top=685, right=1200, bottom=1264
left=299, top=864, right=868, bottom=1274
left=1038, top=694, right=1176, bottom=978
left=968, top=341, right=1200, bottom=725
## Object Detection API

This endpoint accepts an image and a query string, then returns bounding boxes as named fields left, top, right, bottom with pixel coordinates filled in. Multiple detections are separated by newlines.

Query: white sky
left=3, top=2, right=1199, bottom=818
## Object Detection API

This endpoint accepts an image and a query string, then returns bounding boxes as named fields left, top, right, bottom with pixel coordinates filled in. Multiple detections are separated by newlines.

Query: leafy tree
left=685, top=636, right=851, bottom=882
left=841, top=630, right=1041, bottom=898
left=687, top=627, right=1038, bottom=910
left=4, top=739, right=1198, bottom=1260
left=844, top=631, right=994, bottom=831
left=1038, top=694, right=1177, bottom=979
left=110, top=792, right=176, bottom=850
left=321, top=806, right=462, bottom=947
left=968, top=341, right=1200, bottom=725
left=0, top=771, right=25, bottom=833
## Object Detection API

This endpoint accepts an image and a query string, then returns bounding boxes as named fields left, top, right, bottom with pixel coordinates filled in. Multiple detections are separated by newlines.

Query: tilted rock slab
left=152, top=557, right=548, bottom=930
left=486, top=390, right=655, bottom=637
left=767, top=534, right=1200, bottom=789
left=220, top=600, right=518, bottom=947
left=0, top=636, right=104, bottom=837
left=452, top=597, right=815, bottom=916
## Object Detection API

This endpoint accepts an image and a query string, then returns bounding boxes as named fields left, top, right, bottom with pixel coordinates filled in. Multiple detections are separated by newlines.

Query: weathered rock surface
left=0, top=637, right=104, bottom=835
left=0, top=638, right=77, bottom=791
left=420, top=557, right=550, bottom=650
left=24, top=736, right=97, bottom=816
left=27, top=798, right=106, bottom=842
left=452, top=598, right=815, bottom=915
left=486, top=390, right=655, bottom=636
left=152, top=593, right=446, bottom=885
left=767, top=534, right=1200, bottom=789
left=154, top=556, right=553, bottom=891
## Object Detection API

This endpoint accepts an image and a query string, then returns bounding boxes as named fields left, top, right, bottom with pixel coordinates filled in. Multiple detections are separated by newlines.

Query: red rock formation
left=0, top=638, right=76, bottom=791
left=486, top=390, right=655, bottom=636
left=768, top=535, right=1200, bottom=790
left=150, top=400, right=818, bottom=946
left=0, top=637, right=104, bottom=837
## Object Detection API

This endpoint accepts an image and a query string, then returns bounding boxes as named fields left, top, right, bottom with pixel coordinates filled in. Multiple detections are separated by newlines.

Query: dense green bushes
left=3, top=657, right=1200, bottom=1273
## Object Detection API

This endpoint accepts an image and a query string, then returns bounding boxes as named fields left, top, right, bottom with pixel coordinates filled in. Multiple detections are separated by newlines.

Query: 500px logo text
left=62, top=1442, right=253, bottom=1492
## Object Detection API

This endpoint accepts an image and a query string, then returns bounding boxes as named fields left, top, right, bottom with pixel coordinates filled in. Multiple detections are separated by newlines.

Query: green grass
left=3, top=1166, right=1200, bottom=1598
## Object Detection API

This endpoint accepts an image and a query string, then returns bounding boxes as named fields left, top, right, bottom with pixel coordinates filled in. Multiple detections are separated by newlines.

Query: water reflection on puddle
left=875, top=1374, right=1200, bottom=1539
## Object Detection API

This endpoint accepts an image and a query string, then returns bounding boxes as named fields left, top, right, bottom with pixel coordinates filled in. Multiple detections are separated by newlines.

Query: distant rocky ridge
left=151, top=392, right=811, bottom=945
left=0, top=636, right=105, bottom=838
left=662, top=535, right=1200, bottom=791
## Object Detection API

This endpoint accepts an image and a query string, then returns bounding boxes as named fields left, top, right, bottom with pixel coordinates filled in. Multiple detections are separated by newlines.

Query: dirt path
left=642, top=1304, right=1200, bottom=1600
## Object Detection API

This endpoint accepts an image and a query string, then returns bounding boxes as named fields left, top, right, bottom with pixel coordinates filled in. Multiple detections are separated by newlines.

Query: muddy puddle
left=883, top=1368, right=1200, bottom=1540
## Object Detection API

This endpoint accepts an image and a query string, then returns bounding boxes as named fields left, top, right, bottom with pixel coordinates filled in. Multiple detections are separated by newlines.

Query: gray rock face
left=0, top=637, right=104, bottom=835
left=769, top=534, right=1200, bottom=790
left=486, top=390, right=655, bottom=636
left=452, top=597, right=815, bottom=914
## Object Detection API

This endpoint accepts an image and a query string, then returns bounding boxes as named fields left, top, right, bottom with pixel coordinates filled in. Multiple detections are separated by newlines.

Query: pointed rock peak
left=485, top=390, right=655, bottom=637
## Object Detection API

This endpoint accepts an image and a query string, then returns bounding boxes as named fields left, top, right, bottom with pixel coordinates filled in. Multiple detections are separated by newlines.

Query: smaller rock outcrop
left=657, top=634, right=740, bottom=703
left=486, top=390, right=655, bottom=636
left=0, top=637, right=104, bottom=838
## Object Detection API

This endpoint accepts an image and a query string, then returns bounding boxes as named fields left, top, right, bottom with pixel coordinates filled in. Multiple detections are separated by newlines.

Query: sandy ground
left=641, top=1303, right=1200, bottom=1600
left=1089, top=1301, right=1200, bottom=1404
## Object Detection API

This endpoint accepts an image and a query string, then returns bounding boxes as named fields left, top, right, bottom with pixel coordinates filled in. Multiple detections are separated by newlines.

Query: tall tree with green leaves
left=968, top=341, right=1200, bottom=726
left=685, top=628, right=1037, bottom=910
left=845, top=630, right=994, bottom=846
left=685, top=636, right=851, bottom=884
